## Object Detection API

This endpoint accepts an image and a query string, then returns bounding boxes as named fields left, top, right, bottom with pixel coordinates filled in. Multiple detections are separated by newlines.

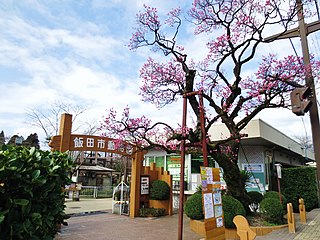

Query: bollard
left=299, top=198, right=307, bottom=224
left=287, top=203, right=296, bottom=233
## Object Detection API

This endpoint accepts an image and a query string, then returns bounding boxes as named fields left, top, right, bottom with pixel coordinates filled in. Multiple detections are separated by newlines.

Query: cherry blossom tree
left=100, top=0, right=320, bottom=210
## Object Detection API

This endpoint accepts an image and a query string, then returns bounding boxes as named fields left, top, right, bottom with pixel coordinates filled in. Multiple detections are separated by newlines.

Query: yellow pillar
left=299, top=198, right=307, bottom=224
left=287, top=203, right=296, bottom=233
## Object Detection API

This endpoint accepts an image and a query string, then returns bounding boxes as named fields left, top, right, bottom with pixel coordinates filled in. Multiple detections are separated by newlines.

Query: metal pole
left=297, top=0, right=320, bottom=204
left=178, top=94, right=188, bottom=240
left=178, top=91, right=209, bottom=239
left=199, top=91, right=209, bottom=167
left=277, top=178, right=282, bottom=203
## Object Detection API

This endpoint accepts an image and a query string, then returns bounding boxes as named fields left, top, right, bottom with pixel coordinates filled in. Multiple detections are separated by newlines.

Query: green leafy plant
left=0, top=145, right=73, bottom=239
left=195, top=184, right=202, bottom=194
left=222, top=195, right=246, bottom=228
left=150, top=180, right=170, bottom=200
left=139, top=207, right=166, bottom=217
left=281, top=167, right=318, bottom=212
left=240, top=170, right=252, bottom=188
left=260, top=198, right=284, bottom=225
left=248, top=191, right=263, bottom=213
left=184, top=192, right=204, bottom=220
left=263, top=191, right=287, bottom=210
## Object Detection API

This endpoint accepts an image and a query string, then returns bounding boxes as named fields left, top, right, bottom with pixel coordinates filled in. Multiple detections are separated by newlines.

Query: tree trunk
left=212, top=145, right=251, bottom=214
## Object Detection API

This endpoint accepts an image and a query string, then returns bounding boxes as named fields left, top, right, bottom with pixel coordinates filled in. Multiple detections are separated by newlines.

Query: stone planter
left=149, top=199, right=170, bottom=215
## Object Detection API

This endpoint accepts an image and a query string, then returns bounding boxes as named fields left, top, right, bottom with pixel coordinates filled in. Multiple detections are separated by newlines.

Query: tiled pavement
left=256, top=208, right=320, bottom=240
left=56, top=198, right=320, bottom=240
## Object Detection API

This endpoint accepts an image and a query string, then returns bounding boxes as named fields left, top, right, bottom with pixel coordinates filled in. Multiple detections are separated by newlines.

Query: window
left=155, top=156, right=164, bottom=168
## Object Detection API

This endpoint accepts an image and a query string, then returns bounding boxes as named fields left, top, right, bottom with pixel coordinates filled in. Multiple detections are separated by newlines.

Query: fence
left=79, top=185, right=113, bottom=198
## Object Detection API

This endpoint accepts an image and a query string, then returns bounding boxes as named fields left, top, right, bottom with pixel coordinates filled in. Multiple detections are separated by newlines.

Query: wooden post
left=129, top=150, right=144, bottom=217
left=287, top=203, right=296, bottom=233
left=59, top=113, right=72, bottom=152
left=299, top=198, right=307, bottom=224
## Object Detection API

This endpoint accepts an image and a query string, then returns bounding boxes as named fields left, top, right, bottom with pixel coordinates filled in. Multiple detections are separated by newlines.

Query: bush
left=150, top=180, right=170, bottom=200
left=281, top=167, right=318, bottom=212
left=222, top=195, right=246, bottom=228
left=0, top=145, right=73, bottom=239
left=139, top=207, right=166, bottom=217
left=260, top=198, right=284, bottom=224
left=248, top=191, right=263, bottom=203
left=263, top=191, right=287, bottom=210
left=184, top=193, right=204, bottom=220
left=248, top=191, right=263, bottom=213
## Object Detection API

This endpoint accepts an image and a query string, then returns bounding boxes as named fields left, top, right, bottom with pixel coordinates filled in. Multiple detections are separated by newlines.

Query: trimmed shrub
left=260, top=197, right=284, bottom=224
left=263, top=191, right=287, bottom=210
left=248, top=191, right=263, bottom=203
left=150, top=180, right=170, bottom=200
left=184, top=193, right=204, bottom=220
left=281, top=167, right=318, bottom=212
left=222, top=195, right=246, bottom=228
left=0, top=145, right=73, bottom=239
left=139, top=207, right=166, bottom=217
left=248, top=191, right=263, bottom=213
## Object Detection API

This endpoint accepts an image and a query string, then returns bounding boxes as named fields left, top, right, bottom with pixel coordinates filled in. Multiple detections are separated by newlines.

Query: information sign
left=140, top=176, right=149, bottom=195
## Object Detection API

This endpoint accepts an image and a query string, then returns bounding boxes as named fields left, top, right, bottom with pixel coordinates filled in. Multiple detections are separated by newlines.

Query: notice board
left=200, top=167, right=225, bottom=240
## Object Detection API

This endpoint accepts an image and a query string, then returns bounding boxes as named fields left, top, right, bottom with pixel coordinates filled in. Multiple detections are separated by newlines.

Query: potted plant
left=148, top=180, right=171, bottom=215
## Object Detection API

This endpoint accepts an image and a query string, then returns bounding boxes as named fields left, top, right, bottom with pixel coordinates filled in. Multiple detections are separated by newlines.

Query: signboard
left=242, top=163, right=264, bottom=173
left=140, top=176, right=150, bottom=195
left=275, top=164, right=282, bottom=179
left=50, top=134, right=134, bottom=156
left=200, top=167, right=225, bottom=239
left=241, top=163, right=266, bottom=193
left=167, top=163, right=187, bottom=181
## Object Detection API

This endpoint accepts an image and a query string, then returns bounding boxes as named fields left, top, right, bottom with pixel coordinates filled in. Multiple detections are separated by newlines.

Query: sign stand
left=200, top=167, right=225, bottom=240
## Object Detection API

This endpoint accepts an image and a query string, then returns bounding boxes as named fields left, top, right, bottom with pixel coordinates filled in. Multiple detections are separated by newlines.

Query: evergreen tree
left=0, top=131, right=5, bottom=146
left=22, top=133, right=40, bottom=149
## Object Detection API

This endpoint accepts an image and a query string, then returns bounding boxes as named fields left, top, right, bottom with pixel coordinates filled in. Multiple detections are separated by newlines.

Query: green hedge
left=184, top=193, right=204, bottom=220
left=0, top=145, right=73, bottom=239
left=222, top=195, right=246, bottom=228
left=281, top=167, right=318, bottom=212
left=260, top=197, right=284, bottom=224
left=263, top=191, right=287, bottom=211
left=150, top=180, right=170, bottom=200
left=139, top=207, right=166, bottom=217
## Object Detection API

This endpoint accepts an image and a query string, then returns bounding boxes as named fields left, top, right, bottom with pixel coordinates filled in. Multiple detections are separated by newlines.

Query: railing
left=79, top=186, right=113, bottom=198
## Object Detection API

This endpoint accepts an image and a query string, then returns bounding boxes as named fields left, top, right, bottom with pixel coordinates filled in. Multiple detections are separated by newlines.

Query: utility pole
left=265, top=0, right=320, bottom=203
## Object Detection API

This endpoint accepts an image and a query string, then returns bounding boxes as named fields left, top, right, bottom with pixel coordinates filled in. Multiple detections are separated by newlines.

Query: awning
left=76, top=165, right=115, bottom=172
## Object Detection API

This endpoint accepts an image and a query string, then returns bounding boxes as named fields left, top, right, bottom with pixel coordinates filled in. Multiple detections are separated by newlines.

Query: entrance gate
left=49, top=113, right=145, bottom=217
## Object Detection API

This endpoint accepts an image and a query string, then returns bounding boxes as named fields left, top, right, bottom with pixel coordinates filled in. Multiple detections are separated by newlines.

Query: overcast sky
left=0, top=0, right=319, bottom=147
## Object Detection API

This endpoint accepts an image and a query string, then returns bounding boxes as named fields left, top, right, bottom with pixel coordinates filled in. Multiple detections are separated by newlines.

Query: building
left=208, top=118, right=314, bottom=192
left=72, top=151, right=132, bottom=187
left=144, top=119, right=314, bottom=194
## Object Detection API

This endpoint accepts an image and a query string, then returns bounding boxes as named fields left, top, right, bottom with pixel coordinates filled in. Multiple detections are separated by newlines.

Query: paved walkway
left=64, top=198, right=113, bottom=215
left=56, top=198, right=320, bottom=240
left=256, top=208, right=320, bottom=240
left=56, top=198, right=199, bottom=240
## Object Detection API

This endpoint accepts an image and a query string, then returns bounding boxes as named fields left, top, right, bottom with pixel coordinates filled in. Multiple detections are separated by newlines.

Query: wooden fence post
left=299, top=198, right=307, bottom=224
left=287, top=203, right=296, bottom=233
